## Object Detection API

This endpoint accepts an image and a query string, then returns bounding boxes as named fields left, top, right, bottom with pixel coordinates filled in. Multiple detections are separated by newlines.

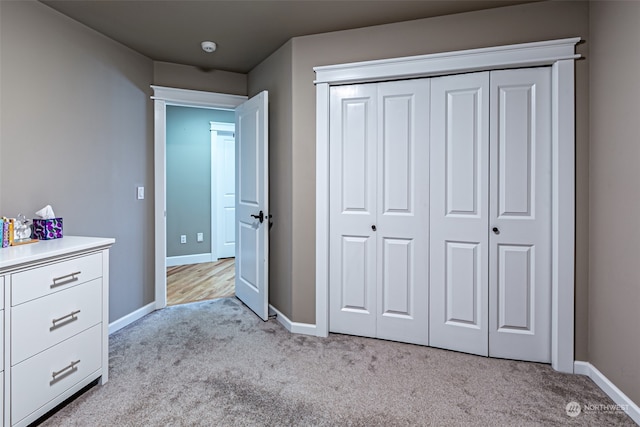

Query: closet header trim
left=314, top=37, right=581, bottom=85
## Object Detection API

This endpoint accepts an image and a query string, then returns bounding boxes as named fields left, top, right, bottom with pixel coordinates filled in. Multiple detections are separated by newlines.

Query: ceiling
left=40, top=0, right=538, bottom=74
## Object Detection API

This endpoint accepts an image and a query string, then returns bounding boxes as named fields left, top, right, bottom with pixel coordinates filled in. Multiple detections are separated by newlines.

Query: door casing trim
left=151, top=86, right=247, bottom=309
left=314, top=38, right=580, bottom=373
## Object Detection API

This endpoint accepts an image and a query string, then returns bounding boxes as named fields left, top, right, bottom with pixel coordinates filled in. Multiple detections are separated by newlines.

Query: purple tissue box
left=33, top=218, right=63, bottom=240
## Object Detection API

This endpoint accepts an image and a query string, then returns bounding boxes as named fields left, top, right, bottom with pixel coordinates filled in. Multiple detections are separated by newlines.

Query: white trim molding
left=210, top=121, right=235, bottom=133
left=109, top=301, right=156, bottom=335
left=151, top=85, right=246, bottom=109
left=314, top=37, right=581, bottom=373
left=269, top=304, right=317, bottom=336
left=314, top=37, right=581, bottom=85
left=152, top=86, right=247, bottom=311
left=166, top=254, right=215, bottom=267
left=574, top=361, right=640, bottom=424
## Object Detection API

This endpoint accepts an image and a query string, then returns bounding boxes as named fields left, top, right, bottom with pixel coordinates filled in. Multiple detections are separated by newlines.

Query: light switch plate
left=137, top=186, right=145, bottom=200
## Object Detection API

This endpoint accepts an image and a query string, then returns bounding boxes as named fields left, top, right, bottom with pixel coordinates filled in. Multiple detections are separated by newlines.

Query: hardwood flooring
left=167, top=258, right=235, bottom=306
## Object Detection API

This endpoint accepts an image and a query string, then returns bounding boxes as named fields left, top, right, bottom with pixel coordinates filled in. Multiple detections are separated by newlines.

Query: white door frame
left=151, top=86, right=247, bottom=309
left=210, top=121, right=236, bottom=261
left=314, top=38, right=580, bottom=373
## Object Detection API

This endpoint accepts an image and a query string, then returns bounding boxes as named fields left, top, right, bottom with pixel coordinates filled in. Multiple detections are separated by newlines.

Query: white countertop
left=0, top=236, right=115, bottom=271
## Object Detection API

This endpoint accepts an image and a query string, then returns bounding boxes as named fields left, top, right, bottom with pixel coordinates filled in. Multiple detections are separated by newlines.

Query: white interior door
left=235, top=91, right=269, bottom=320
left=329, top=80, right=430, bottom=345
left=429, top=72, right=490, bottom=356
left=216, top=131, right=236, bottom=259
left=488, top=68, right=551, bottom=362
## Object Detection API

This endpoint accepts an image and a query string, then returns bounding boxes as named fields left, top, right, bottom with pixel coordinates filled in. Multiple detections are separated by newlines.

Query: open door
left=235, top=91, right=269, bottom=320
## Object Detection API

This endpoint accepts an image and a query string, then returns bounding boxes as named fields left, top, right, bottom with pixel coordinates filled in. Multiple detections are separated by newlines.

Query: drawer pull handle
left=51, top=271, right=82, bottom=288
left=50, top=359, right=80, bottom=385
left=50, top=310, right=81, bottom=330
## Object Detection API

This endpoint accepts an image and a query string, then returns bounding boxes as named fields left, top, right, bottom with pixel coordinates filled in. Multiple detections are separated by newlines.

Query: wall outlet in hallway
left=180, top=235, right=186, bottom=244
left=197, top=233, right=204, bottom=242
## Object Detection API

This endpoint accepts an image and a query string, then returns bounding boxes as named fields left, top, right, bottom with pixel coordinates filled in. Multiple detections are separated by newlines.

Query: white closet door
left=329, top=84, right=378, bottom=338
left=375, top=80, right=430, bottom=345
left=488, top=68, right=552, bottom=362
left=329, top=80, right=430, bottom=344
left=429, top=72, right=490, bottom=356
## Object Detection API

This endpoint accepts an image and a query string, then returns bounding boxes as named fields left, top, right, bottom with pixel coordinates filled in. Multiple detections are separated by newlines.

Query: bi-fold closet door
left=329, top=79, right=430, bottom=346
left=429, top=68, right=551, bottom=363
left=328, top=68, right=552, bottom=363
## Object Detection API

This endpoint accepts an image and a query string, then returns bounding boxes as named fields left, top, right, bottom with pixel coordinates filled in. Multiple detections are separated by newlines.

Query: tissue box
left=32, top=218, right=63, bottom=240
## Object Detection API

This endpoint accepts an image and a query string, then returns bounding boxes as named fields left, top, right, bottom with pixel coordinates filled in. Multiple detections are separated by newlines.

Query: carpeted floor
left=40, top=297, right=635, bottom=426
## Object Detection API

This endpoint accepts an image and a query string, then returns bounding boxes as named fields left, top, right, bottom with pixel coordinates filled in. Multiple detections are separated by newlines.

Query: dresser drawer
left=12, top=278, right=102, bottom=365
left=11, top=324, right=102, bottom=425
left=11, top=253, right=102, bottom=306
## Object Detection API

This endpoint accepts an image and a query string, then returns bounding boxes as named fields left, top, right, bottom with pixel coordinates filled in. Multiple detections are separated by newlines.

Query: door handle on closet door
left=492, top=227, right=500, bottom=234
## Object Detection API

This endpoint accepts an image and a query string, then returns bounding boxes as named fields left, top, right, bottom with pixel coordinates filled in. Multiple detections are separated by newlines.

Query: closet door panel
left=376, top=80, right=430, bottom=345
left=329, top=84, right=377, bottom=337
left=381, top=94, right=412, bottom=213
left=340, top=236, right=372, bottom=310
left=381, top=238, right=412, bottom=314
left=341, top=101, right=371, bottom=213
left=445, top=241, right=482, bottom=326
left=429, top=72, right=490, bottom=356
left=497, top=244, right=534, bottom=330
left=446, top=90, right=482, bottom=216
left=497, top=85, right=535, bottom=217
left=489, top=68, right=552, bottom=363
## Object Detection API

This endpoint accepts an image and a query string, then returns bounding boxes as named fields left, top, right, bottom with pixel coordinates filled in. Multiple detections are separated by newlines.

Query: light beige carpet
left=39, top=297, right=634, bottom=426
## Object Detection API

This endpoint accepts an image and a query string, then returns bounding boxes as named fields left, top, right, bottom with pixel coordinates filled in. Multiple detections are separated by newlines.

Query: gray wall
left=0, top=1, right=155, bottom=322
left=248, top=40, right=294, bottom=317
left=589, top=0, right=640, bottom=405
left=154, top=61, right=247, bottom=96
left=166, top=106, right=234, bottom=257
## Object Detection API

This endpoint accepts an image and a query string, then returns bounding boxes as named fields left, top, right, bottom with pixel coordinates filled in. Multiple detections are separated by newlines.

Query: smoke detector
left=201, top=41, right=217, bottom=53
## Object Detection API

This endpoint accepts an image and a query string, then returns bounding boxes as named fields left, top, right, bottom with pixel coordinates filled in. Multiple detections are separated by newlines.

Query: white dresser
left=0, top=236, right=114, bottom=426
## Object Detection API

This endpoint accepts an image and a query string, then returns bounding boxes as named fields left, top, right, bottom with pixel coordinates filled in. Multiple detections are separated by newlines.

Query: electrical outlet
left=180, top=235, right=186, bottom=244
left=197, top=232, right=204, bottom=242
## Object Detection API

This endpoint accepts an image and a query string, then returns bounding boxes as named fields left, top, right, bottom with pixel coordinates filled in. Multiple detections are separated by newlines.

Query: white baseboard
left=268, top=304, right=317, bottom=336
left=574, top=361, right=640, bottom=425
left=166, top=253, right=214, bottom=267
left=109, top=302, right=156, bottom=335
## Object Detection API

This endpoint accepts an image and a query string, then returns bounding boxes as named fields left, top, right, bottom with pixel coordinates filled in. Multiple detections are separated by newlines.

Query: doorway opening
left=151, top=86, right=248, bottom=309
left=164, top=106, right=236, bottom=306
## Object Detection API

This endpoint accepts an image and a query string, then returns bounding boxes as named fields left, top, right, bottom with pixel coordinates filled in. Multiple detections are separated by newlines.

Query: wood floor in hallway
left=167, top=258, right=235, bottom=306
